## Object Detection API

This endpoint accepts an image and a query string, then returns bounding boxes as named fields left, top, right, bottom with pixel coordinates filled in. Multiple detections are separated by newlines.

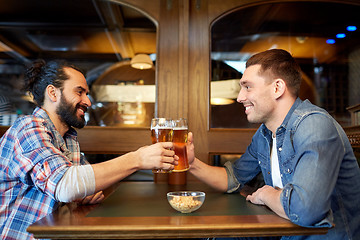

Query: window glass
left=211, top=1, right=360, bottom=128
left=0, top=1, right=156, bottom=127
left=88, top=59, right=156, bottom=127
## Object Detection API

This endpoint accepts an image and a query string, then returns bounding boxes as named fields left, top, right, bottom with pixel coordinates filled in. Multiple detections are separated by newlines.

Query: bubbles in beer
left=151, top=127, right=173, bottom=143
left=151, top=118, right=174, bottom=143
left=172, top=126, right=189, bottom=172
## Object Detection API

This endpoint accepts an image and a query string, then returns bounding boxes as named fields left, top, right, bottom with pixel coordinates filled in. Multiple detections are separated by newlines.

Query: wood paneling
left=77, top=127, right=151, bottom=154
left=188, top=0, right=211, bottom=163
left=208, top=129, right=256, bottom=154
left=156, top=0, right=189, bottom=120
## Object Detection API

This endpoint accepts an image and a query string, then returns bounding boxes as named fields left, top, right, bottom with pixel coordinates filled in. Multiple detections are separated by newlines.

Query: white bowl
left=167, top=191, right=205, bottom=213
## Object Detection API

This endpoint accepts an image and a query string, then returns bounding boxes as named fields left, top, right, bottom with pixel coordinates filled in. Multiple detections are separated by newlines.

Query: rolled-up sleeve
left=224, top=161, right=241, bottom=193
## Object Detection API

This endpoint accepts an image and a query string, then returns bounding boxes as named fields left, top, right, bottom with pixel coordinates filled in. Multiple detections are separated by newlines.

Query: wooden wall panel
left=188, top=0, right=211, bottom=163
left=157, top=0, right=189, bottom=119
left=208, top=129, right=256, bottom=154
left=77, top=127, right=151, bottom=154
left=157, top=0, right=181, bottom=118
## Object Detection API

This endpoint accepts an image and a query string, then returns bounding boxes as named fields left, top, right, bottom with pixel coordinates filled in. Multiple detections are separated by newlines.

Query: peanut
left=169, top=196, right=202, bottom=212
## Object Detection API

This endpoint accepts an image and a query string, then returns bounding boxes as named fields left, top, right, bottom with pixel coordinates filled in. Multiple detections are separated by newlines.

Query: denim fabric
left=225, top=98, right=360, bottom=240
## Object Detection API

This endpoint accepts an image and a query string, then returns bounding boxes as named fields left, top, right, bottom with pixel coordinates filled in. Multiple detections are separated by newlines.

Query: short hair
left=24, top=59, right=83, bottom=106
left=246, top=49, right=302, bottom=97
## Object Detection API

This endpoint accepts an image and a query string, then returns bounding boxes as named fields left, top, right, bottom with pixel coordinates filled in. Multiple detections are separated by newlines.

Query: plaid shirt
left=0, top=107, right=88, bottom=239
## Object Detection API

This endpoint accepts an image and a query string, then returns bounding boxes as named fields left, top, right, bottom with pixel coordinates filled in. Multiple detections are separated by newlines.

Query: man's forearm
left=247, top=185, right=289, bottom=220
left=189, top=158, right=228, bottom=192
left=262, top=188, right=289, bottom=219
left=91, top=151, right=139, bottom=192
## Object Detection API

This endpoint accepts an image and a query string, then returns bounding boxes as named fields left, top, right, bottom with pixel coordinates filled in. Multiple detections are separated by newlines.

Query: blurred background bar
left=0, top=0, right=358, bottom=178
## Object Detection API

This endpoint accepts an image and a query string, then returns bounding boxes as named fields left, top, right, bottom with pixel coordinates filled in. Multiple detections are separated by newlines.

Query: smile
left=244, top=105, right=253, bottom=114
left=77, top=105, right=88, bottom=116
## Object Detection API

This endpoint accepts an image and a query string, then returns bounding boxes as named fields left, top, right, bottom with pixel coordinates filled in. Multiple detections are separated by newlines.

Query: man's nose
left=83, top=95, right=92, bottom=107
left=237, top=87, right=245, bottom=103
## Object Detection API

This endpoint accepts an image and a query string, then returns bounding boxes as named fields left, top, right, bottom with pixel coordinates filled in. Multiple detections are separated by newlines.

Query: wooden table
left=27, top=181, right=328, bottom=239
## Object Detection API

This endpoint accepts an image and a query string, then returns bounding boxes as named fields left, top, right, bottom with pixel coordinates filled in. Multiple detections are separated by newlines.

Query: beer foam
left=151, top=126, right=172, bottom=130
left=173, top=127, right=188, bottom=130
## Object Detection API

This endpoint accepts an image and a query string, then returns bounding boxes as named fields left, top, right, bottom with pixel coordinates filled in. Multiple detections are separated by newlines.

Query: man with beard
left=0, top=59, right=178, bottom=239
left=187, top=49, right=360, bottom=239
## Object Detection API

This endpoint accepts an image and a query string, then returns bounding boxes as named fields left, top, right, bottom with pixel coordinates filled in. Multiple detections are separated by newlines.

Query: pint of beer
left=172, top=118, right=189, bottom=172
left=151, top=118, right=173, bottom=173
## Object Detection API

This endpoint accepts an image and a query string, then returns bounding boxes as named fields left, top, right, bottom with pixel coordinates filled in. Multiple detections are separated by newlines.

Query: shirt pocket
left=257, top=152, right=271, bottom=179
left=281, top=149, right=296, bottom=180
left=257, top=151, right=268, bottom=168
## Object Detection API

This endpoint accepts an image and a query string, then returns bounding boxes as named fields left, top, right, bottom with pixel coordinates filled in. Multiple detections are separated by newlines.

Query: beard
left=56, top=94, right=87, bottom=129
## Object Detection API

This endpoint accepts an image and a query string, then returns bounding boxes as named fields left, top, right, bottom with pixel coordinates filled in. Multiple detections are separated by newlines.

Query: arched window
left=211, top=1, right=360, bottom=129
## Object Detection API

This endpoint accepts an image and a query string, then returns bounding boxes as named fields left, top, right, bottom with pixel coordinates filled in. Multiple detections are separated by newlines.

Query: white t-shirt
left=55, top=165, right=95, bottom=202
left=271, top=135, right=283, bottom=188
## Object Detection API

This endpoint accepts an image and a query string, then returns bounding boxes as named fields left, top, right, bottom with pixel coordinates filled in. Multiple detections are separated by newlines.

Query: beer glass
left=172, top=118, right=189, bottom=172
left=151, top=118, right=173, bottom=173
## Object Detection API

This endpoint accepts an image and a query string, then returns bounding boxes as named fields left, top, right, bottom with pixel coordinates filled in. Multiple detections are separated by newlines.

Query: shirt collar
left=33, top=107, right=78, bottom=138
left=279, top=97, right=302, bottom=130
left=260, top=97, right=303, bottom=137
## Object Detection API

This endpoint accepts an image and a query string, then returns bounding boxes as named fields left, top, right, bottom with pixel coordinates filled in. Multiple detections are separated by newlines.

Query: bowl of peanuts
left=167, top=191, right=205, bottom=213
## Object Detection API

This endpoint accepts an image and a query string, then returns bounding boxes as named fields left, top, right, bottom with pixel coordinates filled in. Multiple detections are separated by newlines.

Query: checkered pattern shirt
left=0, top=107, right=88, bottom=239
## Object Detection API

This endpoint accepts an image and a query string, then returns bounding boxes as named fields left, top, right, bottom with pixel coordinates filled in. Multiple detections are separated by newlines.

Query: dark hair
left=246, top=49, right=302, bottom=97
left=24, top=59, right=83, bottom=106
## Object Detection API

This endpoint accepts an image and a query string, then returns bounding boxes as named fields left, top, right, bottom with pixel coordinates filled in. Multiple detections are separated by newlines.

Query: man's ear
left=46, top=85, right=59, bottom=102
left=273, top=79, right=286, bottom=99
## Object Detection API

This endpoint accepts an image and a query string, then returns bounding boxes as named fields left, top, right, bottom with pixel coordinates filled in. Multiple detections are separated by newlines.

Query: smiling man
left=0, top=60, right=177, bottom=239
left=187, top=49, right=360, bottom=240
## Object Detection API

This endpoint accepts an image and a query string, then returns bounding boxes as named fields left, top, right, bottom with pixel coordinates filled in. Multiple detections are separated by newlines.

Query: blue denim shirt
left=225, top=98, right=360, bottom=240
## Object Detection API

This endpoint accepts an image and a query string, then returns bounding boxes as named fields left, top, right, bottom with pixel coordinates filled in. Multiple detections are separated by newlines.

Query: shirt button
left=279, top=147, right=282, bottom=151
left=268, top=172, right=270, bottom=174
left=287, top=169, right=292, bottom=173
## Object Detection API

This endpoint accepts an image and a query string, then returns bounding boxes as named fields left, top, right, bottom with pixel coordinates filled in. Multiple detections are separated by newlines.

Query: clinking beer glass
left=172, top=118, right=190, bottom=172
left=150, top=118, right=173, bottom=173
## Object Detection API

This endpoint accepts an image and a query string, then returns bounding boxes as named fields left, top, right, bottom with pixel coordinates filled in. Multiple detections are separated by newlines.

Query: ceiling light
left=296, top=36, right=308, bottom=44
left=336, top=33, right=346, bottom=38
left=211, top=98, right=235, bottom=105
left=130, top=54, right=153, bottom=70
left=347, top=26, right=357, bottom=31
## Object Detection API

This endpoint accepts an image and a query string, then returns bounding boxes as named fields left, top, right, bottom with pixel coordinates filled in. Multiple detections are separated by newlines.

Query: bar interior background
left=0, top=0, right=359, bottom=181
